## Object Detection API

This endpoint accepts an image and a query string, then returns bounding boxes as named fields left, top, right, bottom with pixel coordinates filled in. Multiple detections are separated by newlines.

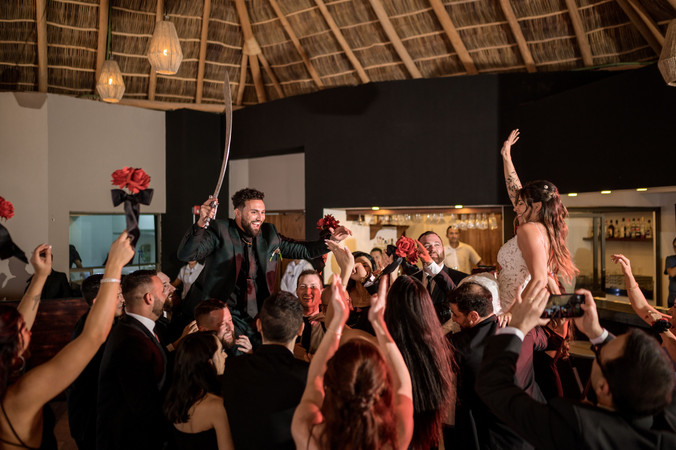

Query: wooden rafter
left=95, top=0, right=109, bottom=84
left=616, top=0, right=664, bottom=54
left=498, top=0, right=536, bottom=73
left=268, top=0, right=324, bottom=89
left=234, top=0, right=266, bottom=102
left=565, top=0, right=593, bottom=66
left=314, top=0, right=369, bottom=83
left=429, top=0, right=478, bottom=74
left=236, top=54, right=248, bottom=106
left=258, top=52, right=284, bottom=98
left=148, top=0, right=163, bottom=101
left=368, top=0, right=422, bottom=78
left=118, top=98, right=242, bottom=113
left=195, top=0, right=211, bottom=103
left=667, top=0, right=676, bottom=12
left=35, top=0, right=48, bottom=92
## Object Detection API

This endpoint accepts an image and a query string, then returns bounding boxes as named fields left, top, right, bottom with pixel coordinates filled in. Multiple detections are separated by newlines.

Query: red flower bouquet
left=316, top=214, right=340, bottom=231
left=395, top=235, right=419, bottom=264
left=111, top=167, right=150, bottom=194
left=0, top=197, right=14, bottom=220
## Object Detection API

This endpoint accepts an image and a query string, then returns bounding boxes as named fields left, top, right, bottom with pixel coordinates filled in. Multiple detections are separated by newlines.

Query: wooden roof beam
left=36, top=0, right=48, bottom=92
left=565, top=0, right=593, bottom=66
left=368, top=0, right=422, bottom=78
left=235, top=0, right=267, bottom=102
left=314, top=0, right=369, bottom=83
left=498, top=0, right=536, bottom=73
left=616, top=0, right=664, bottom=54
left=195, top=0, right=211, bottom=103
left=257, top=52, right=284, bottom=99
left=429, top=0, right=478, bottom=74
left=95, top=0, right=109, bottom=84
left=148, top=0, right=163, bottom=101
left=268, top=0, right=324, bottom=89
left=236, top=54, right=248, bottom=106
left=118, top=98, right=243, bottom=113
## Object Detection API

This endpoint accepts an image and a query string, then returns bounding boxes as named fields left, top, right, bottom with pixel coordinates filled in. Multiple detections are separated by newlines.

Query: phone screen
left=541, top=294, right=585, bottom=318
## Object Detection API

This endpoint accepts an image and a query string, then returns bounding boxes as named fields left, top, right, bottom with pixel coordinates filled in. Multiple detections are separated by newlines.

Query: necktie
left=426, top=275, right=436, bottom=296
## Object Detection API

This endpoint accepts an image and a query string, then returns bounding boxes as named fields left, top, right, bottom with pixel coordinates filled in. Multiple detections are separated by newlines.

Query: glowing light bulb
left=163, top=49, right=168, bottom=56
left=108, top=77, right=113, bottom=85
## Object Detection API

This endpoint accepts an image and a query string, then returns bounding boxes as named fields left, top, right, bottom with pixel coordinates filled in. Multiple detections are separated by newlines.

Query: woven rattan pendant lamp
left=96, top=2, right=125, bottom=102
left=147, top=17, right=183, bottom=75
left=658, top=19, right=676, bottom=87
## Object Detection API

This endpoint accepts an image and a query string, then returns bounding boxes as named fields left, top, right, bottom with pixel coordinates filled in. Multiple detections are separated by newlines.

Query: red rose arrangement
left=0, top=197, right=15, bottom=221
left=395, top=235, right=419, bottom=264
left=111, top=167, right=151, bottom=194
left=316, top=214, right=340, bottom=231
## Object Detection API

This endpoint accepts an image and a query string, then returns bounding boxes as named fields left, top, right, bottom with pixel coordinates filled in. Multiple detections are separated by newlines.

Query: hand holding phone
left=541, top=294, right=585, bottom=319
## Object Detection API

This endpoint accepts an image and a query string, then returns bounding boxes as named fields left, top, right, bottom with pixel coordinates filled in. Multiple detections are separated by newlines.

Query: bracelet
left=327, top=328, right=343, bottom=338
left=101, top=278, right=121, bottom=284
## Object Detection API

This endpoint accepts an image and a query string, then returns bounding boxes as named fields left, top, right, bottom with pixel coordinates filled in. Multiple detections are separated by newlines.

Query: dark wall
left=164, top=64, right=675, bottom=260
left=163, top=110, right=225, bottom=277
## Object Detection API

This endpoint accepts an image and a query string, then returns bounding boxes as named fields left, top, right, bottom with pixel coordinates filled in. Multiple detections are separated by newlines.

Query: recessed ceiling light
left=636, top=188, right=648, bottom=192
left=371, top=206, right=380, bottom=211
left=601, top=190, right=611, bottom=194
left=454, top=205, right=463, bottom=209
left=567, top=193, right=578, bottom=197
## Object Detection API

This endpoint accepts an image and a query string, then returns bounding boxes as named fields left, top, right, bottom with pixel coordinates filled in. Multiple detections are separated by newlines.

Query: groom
left=175, top=188, right=350, bottom=341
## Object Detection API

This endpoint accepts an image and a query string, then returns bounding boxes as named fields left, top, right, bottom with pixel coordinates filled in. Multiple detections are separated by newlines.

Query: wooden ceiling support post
left=258, top=53, right=284, bottom=98
left=236, top=53, right=248, bottom=106
left=368, top=0, right=422, bottom=78
left=195, top=0, right=211, bottom=103
left=617, top=0, right=664, bottom=54
left=314, top=0, right=369, bottom=83
left=148, top=0, right=164, bottom=101
left=268, top=0, right=324, bottom=89
left=95, top=0, right=109, bottom=84
left=498, top=0, right=536, bottom=73
left=429, top=0, right=477, bottom=74
left=565, top=0, right=593, bottom=66
left=35, top=0, right=48, bottom=92
left=235, top=0, right=267, bottom=102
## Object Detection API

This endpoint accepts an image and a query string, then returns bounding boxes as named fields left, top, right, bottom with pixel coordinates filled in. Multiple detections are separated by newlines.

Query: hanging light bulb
left=658, top=19, right=676, bottom=86
left=96, top=60, right=125, bottom=103
left=147, top=20, right=183, bottom=75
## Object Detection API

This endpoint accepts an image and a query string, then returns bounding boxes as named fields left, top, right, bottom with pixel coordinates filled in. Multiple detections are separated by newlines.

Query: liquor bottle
left=646, top=219, right=652, bottom=239
left=639, top=217, right=646, bottom=238
left=619, top=218, right=626, bottom=238
left=607, top=220, right=614, bottom=239
left=630, top=218, right=636, bottom=238
left=614, top=220, right=620, bottom=238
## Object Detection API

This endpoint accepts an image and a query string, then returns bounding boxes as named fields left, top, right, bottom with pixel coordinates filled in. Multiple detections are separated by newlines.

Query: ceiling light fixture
left=567, top=193, right=578, bottom=197
left=636, top=188, right=648, bottom=192
left=96, top=2, right=125, bottom=103
left=658, top=19, right=676, bottom=86
left=148, top=19, right=183, bottom=75
left=454, top=205, right=463, bottom=209
left=601, top=190, right=611, bottom=194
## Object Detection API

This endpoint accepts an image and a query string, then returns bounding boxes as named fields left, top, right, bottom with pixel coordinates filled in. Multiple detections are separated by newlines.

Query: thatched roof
left=1, top=0, right=674, bottom=112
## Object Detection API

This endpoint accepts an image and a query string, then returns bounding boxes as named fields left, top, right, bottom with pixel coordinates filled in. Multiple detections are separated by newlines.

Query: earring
left=14, top=355, right=26, bottom=373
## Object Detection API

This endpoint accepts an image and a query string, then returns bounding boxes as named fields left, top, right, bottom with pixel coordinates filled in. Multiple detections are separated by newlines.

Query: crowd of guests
left=1, top=130, right=676, bottom=449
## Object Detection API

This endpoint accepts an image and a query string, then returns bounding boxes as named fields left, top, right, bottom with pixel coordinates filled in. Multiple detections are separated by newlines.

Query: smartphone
left=541, top=294, right=585, bottom=319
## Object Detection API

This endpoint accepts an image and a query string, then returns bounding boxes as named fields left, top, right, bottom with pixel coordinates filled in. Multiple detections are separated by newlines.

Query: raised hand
left=329, top=225, right=352, bottom=242
left=508, top=281, right=550, bottom=334
left=415, top=240, right=432, bottom=265
left=328, top=274, right=350, bottom=329
left=610, top=254, right=633, bottom=277
left=107, top=230, right=135, bottom=269
left=197, top=196, right=219, bottom=228
left=30, top=244, right=52, bottom=278
left=368, top=276, right=389, bottom=325
left=501, top=129, right=520, bottom=159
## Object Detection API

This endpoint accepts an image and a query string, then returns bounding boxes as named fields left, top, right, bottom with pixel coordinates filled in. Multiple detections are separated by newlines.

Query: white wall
left=228, top=153, right=304, bottom=217
left=0, top=93, right=165, bottom=299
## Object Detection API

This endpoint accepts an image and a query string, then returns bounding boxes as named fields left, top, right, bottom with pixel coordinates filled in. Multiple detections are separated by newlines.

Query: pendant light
left=147, top=19, right=183, bottom=75
left=658, top=19, right=676, bottom=86
left=96, top=2, right=125, bottom=102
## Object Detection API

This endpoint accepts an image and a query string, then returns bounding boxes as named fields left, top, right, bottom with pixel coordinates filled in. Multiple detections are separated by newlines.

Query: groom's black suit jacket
left=176, top=219, right=328, bottom=324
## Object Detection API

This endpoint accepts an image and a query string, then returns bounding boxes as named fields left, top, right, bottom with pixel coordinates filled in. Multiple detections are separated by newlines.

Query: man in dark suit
left=67, top=274, right=125, bottom=450
left=222, top=291, right=308, bottom=450
left=96, top=270, right=169, bottom=450
left=477, top=283, right=676, bottom=450
left=415, top=231, right=467, bottom=320
left=448, top=282, right=535, bottom=450
left=175, top=188, right=350, bottom=339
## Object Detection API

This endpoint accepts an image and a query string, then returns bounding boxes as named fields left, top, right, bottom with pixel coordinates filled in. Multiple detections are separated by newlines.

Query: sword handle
left=202, top=200, right=219, bottom=229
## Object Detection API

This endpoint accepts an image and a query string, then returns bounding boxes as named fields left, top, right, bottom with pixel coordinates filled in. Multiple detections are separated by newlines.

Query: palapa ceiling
left=1, top=0, right=675, bottom=112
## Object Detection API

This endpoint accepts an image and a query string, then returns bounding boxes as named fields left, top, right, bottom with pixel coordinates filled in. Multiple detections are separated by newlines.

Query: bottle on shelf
left=630, top=218, right=636, bottom=239
left=607, top=220, right=614, bottom=239
left=613, top=220, right=620, bottom=238
left=646, top=219, right=652, bottom=239
left=639, top=217, right=646, bottom=239
left=619, top=218, right=626, bottom=238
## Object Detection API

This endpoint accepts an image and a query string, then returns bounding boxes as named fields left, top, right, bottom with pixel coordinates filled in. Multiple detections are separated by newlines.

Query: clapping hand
left=501, top=129, right=520, bottom=159
left=368, top=276, right=389, bottom=330
left=329, top=225, right=352, bottom=242
left=328, top=274, right=350, bottom=328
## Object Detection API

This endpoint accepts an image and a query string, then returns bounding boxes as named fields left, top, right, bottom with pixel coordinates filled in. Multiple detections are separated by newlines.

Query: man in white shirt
left=445, top=226, right=482, bottom=274
left=280, top=259, right=313, bottom=293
